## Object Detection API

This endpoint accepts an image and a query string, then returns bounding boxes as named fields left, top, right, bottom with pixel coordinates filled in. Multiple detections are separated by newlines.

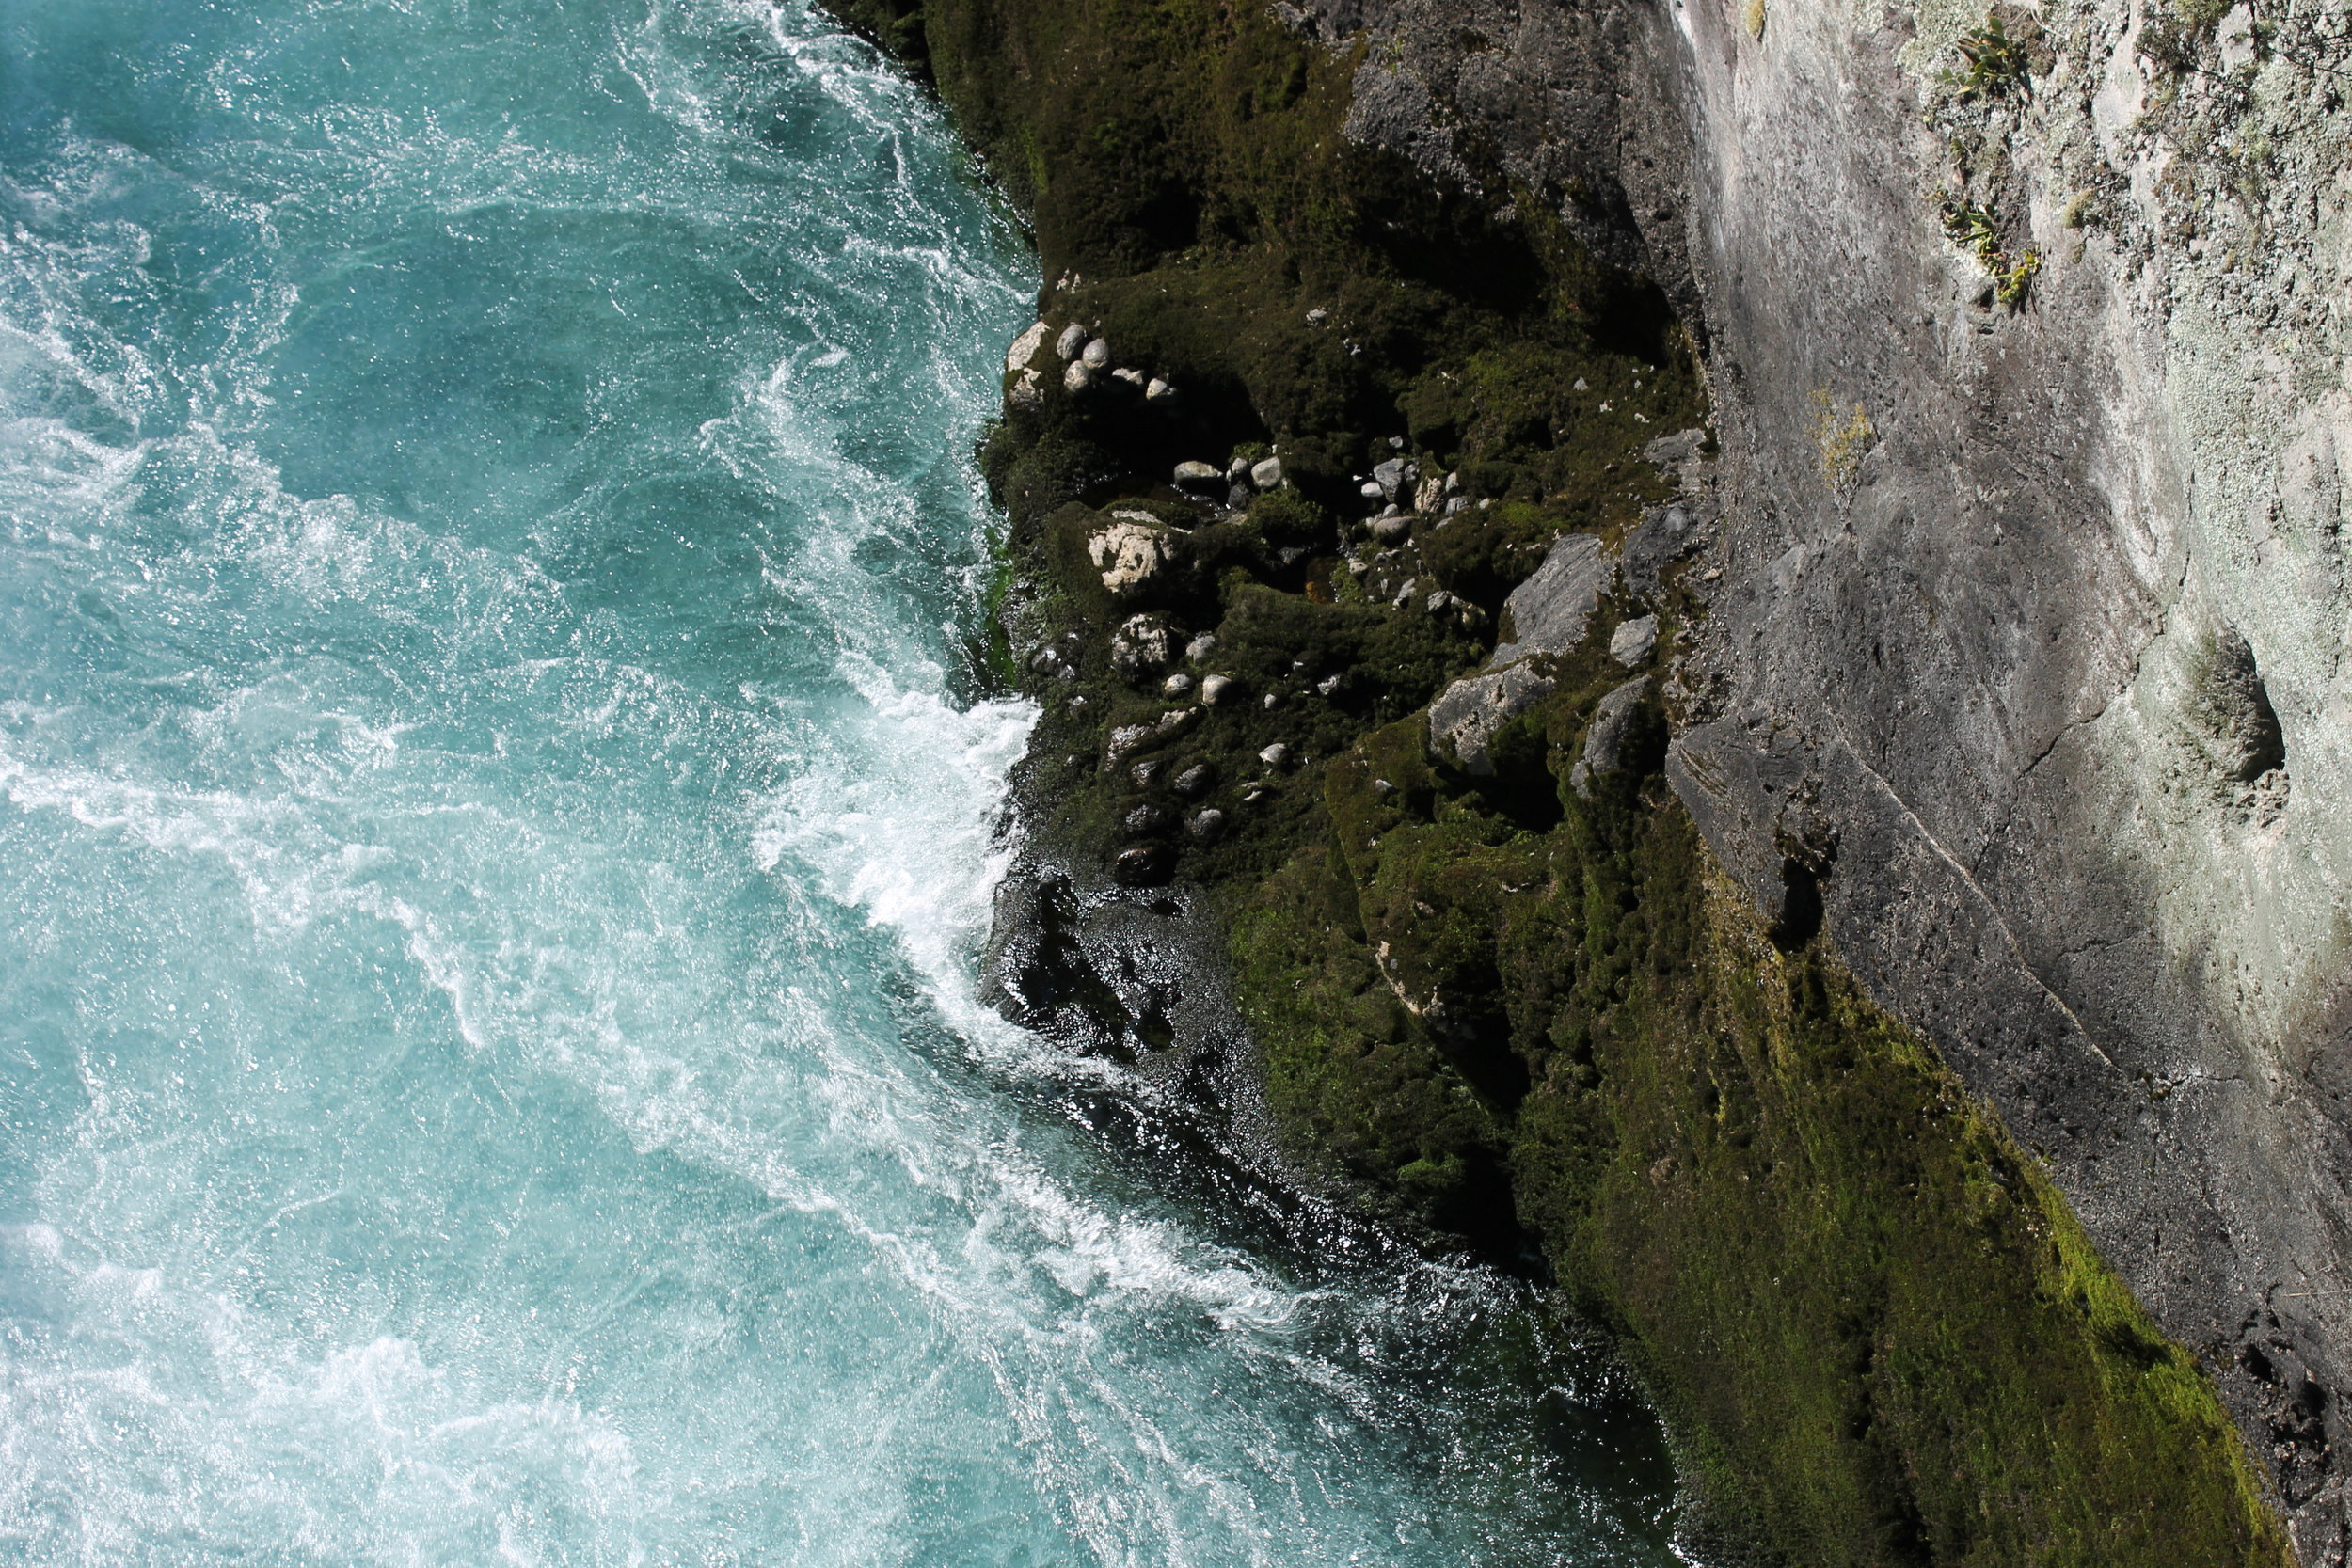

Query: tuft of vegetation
left=1811, top=389, right=1877, bottom=504
left=1938, top=193, right=2042, bottom=309
left=1743, top=0, right=1768, bottom=42
left=1951, top=11, right=2033, bottom=99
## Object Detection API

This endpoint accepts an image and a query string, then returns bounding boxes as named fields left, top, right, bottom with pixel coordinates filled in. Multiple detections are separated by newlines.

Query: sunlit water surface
left=0, top=1, right=1684, bottom=1561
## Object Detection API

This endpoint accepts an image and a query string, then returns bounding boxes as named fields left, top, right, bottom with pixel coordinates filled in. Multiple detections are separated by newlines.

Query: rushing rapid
left=0, top=1, right=1683, bottom=1561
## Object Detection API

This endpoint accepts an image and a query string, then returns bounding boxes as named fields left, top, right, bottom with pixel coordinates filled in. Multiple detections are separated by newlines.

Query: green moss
left=1236, top=671, right=2290, bottom=1566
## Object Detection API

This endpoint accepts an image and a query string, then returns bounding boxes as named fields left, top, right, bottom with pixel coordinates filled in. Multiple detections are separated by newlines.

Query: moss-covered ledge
left=1240, top=698, right=2286, bottom=1560
left=817, top=0, right=2293, bottom=1560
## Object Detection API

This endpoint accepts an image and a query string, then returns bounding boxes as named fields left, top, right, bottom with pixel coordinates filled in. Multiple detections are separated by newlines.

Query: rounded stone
left=1200, top=673, right=1235, bottom=705
left=1055, top=324, right=1088, bottom=360
left=1081, top=337, right=1111, bottom=369
left=1112, top=845, right=1172, bottom=886
left=1063, top=360, right=1093, bottom=394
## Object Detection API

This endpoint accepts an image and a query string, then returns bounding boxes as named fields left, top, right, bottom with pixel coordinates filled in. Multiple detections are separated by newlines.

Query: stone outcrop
left=1292, top=0, right=2352, bottom=1555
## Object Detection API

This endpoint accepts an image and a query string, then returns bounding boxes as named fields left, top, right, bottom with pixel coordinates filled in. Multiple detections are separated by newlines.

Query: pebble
left=1162, top=673, right=1194, bottom=697
left=1372, top=515, right=1411, bottom=544
left=1113, top=845, right=1169, bottom=885
left=1174, top=765, right=1214, bottom=798
left=1227, top=455, right=1252, bottom=483
left=1258, top=743, right=1290, bottom=768
left=1081, top=337, right=1111, bottom=369
left=1145, top=377, right=1176, bottom=403
left=1262, top=691, right=1279, bottom=709
left=1063, top=360, right=1092, bottom=393
left=1186, top=808, right=1226, bottom=843
left=1316, top=674, right=1343, bottom=696
left=1200, top=673, right=1235, bottom=705
left=1610, top=614, right=1660, bottom=666
left=1185, top=633, right=1217, bottom=662
left=1250, top=456, right=1283, bottom=488
left=1372, top=457, right=1406, bottom=496
left=1124, top=803, right=1167, bottom=834
left=1173, top=460, right=1222, bottom=490
left=1131, top=759, right=1160, bottom=786
left=1056, top=324, right=1089, bottom=360
left=1112, top=367, right=1146, bottom=387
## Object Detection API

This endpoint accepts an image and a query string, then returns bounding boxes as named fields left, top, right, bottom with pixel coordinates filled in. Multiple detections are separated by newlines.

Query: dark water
left=0, top=0, right=1684, bottom=1560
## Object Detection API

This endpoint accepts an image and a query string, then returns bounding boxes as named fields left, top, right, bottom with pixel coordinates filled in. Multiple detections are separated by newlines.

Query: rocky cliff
left=825, top=0, right=2348, bottom=1560
left=1306, top=0, right=2352, bottom=1556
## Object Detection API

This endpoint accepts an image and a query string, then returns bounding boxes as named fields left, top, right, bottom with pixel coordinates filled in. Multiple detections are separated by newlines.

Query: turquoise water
left=0, top=2, right=1683, bottom=1561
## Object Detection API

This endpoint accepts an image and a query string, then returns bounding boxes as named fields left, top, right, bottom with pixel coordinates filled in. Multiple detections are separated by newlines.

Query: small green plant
left=1953, top=11, right=2031, bottom=97
left=1992, top=245, right=2041, bottom=306
left=1939, top=192, right=2042, bottom=309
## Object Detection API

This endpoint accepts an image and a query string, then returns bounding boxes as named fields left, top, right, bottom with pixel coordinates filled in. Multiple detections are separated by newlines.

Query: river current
left=0, top=2, right=1683, bottom=1561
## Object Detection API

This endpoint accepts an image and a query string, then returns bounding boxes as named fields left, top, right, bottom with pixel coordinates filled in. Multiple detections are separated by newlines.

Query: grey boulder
left=1490, top=533, right=1614, bottom=668
left=1428, top=660, right=1558, bottom=776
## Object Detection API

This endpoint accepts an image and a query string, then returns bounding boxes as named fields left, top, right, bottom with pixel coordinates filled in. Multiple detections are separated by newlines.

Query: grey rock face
left=1288, top=0, right=2352, bottom=1548
left=1428, top=660, right=1559, bottom=776
left=1570, top=675, right=1650, bottom=798
left=1490, top=532, right=1614, bottom=668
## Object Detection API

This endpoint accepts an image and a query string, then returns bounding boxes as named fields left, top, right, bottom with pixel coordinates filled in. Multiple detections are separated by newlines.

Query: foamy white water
left=0, top=1, right=1682, bottom=1561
